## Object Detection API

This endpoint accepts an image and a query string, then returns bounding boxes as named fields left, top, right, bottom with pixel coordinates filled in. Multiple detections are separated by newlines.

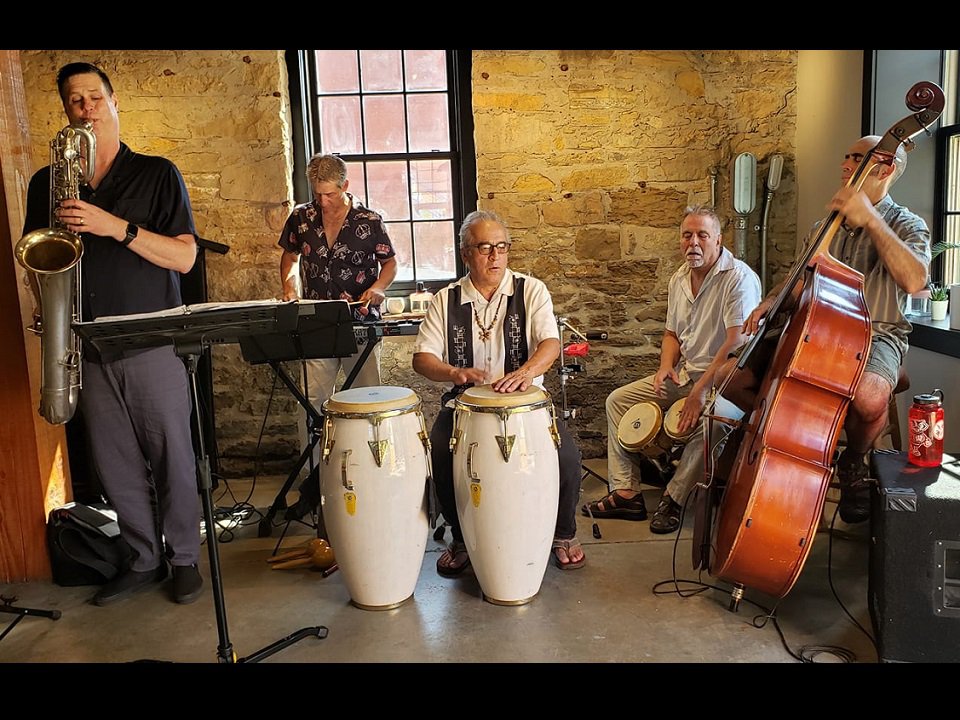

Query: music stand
left=238, top=301, right=357, bottom=537
left=74, top=300, right=328, bottom=663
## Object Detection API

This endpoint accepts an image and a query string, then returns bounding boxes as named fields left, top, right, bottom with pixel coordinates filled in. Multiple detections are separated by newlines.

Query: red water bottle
left=907, top=388, right=944, bottom=467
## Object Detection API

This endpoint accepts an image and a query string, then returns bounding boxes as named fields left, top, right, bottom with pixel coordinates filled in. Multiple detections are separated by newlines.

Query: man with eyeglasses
left=585, top=205, right=761, bottom=534
left=413, top=210, right=586, bottom=574
left=722, top=135, right=929, bottom=524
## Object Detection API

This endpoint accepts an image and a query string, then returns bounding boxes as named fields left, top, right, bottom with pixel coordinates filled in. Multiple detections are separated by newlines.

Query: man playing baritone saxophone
left=22, top=62, right=203, bottom=607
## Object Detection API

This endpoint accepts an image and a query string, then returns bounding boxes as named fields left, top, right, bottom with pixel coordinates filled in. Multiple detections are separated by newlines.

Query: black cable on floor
left=652, top=492, right=872, bottom=663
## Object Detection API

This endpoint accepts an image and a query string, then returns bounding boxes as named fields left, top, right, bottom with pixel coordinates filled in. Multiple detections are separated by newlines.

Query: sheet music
left=93, top=298, right=294, bottom=324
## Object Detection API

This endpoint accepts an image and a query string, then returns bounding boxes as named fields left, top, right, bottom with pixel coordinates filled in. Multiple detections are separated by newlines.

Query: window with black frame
left=289, top=49, right=476, bottom=293
left=935, top=122, right=960, bottom=288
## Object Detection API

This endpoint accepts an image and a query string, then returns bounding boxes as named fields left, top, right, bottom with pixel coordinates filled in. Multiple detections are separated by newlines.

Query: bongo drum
left=319, top=386, right=430, bottom=610
left=664, top=398, right=697, bottom=443
left=616, top=401, right=674, bottom=459
left=451, top=384, right=561, bottom=606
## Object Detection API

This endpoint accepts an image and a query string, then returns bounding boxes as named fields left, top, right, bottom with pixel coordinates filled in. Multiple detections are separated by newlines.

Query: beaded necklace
left=473, top=294, right=504, bottom=342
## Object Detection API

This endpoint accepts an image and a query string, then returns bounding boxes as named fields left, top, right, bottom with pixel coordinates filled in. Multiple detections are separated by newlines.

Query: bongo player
left=587, top=205, right=761, bottom=533
left=412, top=210, right=586, bottom=573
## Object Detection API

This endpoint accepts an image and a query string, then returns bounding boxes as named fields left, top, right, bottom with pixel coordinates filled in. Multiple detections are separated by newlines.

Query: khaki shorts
left=865, top=335, right=902, bottom=393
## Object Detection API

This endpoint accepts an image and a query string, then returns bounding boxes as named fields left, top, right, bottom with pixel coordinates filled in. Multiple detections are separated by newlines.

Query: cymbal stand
left=556, top=316, right=608, bottom=539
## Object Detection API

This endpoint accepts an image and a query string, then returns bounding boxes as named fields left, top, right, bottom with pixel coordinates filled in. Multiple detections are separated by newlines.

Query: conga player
left=412, top=210, right=586, bottom=573
left=587, top=205, right=761, bottom=533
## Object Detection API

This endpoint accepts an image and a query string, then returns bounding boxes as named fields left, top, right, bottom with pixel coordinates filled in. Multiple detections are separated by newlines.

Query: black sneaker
left=92, top=565, right=167, bottom=606
left=172, top=564, right=204, bottom=604
left=837, top=454, right=871, bottom=524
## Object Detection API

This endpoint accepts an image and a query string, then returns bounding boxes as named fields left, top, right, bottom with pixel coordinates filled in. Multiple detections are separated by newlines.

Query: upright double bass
left=704, top=82, right=944, bottom=603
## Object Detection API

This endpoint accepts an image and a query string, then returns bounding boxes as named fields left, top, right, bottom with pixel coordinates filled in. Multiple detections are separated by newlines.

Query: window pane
left=946, top=215, right=960, bottom=286
left=318, top=96, right=362, bottom=155
left=407, top=94, right=450, bottom=152
left=411, top=160, right=453, bottom=220
left=948, top=134, right=960, bottom=212
left=315, top=50, right=359, bottom=94
left=386, top=222, right=413, bottom=282
left=414, top=221, right=457, bottom=280
left=363, top=95, right=406, bottom=154
left=344, top=162, right=367, bottom=206
left=360, top=50, right=403, bottom=92
left=405, top=50, right=447, bottom=91
left=366, top=161, right=410, bottom=221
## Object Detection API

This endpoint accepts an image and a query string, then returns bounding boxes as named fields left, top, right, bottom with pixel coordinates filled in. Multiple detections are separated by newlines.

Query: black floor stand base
left=0, top=596, right=60, bottom=644
left=183, top=349, right=328, bottom=663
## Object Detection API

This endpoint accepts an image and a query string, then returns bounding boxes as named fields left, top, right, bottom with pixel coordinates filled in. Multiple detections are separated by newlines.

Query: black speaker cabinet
left=869, top=451, right=960, bottom=663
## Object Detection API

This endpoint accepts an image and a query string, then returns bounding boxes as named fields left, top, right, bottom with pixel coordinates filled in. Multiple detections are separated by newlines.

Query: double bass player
left=723, top=135, right=931, bottom=525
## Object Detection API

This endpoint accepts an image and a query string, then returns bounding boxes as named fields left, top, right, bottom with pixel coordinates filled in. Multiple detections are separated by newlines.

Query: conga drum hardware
left=452, top=385, right=560, bottom=605
left=320, top=386, right=430, bottom=610
left=322, top=396, right=422, bottom=467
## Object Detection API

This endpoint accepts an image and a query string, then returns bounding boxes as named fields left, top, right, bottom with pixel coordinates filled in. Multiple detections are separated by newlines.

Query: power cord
left=652, top=494, right=875, bottom=663
left=204, top=367, right=282, bottom=544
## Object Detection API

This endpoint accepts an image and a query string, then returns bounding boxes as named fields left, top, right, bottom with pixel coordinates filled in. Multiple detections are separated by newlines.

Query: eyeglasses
left=470, top=241, right=512, bottom=255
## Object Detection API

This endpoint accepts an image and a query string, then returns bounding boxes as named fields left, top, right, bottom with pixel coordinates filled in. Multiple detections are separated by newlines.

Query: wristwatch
left=121, top=222, right=139, bottom=247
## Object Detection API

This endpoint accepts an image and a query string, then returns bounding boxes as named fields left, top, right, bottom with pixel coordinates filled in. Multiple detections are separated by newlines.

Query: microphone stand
left=556, top=316, right=608, bottom=539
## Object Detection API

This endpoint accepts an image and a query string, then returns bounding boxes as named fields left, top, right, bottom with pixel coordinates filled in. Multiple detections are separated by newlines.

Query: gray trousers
left=80, top=346, right=200, bottom=571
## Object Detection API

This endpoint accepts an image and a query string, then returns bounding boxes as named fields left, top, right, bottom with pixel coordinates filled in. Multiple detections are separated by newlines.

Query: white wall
left=796, top=50, right=865, bottom=245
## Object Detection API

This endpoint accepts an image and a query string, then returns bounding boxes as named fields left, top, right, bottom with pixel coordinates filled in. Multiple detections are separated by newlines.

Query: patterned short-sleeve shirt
left=278, top=193, right=395, bottom=321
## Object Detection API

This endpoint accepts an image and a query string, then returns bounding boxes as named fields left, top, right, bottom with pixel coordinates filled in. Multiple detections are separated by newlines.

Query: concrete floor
left=0, top=459, right=877, bottom=664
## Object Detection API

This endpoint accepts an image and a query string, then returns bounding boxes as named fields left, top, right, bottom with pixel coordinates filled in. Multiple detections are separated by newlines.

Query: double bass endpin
left=728, top=583, right=745, bottom=613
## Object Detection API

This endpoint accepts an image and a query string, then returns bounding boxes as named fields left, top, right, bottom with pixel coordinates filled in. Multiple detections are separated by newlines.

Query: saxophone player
left=22, top=62, right=203, bottom=607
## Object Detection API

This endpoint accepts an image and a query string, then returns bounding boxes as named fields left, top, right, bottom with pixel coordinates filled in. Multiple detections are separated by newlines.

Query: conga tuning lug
left=322, top=418, right=335, bottom=464
left=418, top=430, right=431, bottom=454
left=340, top=449, right=354, bottom=490
left=467, top=442, right=480, bottom=481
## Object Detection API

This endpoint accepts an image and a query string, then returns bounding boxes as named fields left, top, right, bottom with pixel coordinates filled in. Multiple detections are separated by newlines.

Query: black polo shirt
left=23, top=142, right=197, bottom=324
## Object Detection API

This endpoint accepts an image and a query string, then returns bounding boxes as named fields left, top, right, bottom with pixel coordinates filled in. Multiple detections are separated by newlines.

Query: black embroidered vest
left=441, top=275, right=529, bottom=403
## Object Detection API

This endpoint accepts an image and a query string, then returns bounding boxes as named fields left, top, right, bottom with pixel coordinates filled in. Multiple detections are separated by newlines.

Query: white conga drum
left=617, top=401, right=674, bottom=459
left=451, top=384, right=561, bottom=606
left=319, top=386, right=430, bottom=610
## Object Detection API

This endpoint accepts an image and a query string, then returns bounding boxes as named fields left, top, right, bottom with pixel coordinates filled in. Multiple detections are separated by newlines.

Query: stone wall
left=471, top=50, right=798, bottom=456
left=18, top=49, right=798, bottom=477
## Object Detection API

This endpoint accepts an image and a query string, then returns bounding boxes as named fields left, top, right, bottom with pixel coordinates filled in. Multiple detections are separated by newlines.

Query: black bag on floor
left=46, top=503, right=131, bottom=587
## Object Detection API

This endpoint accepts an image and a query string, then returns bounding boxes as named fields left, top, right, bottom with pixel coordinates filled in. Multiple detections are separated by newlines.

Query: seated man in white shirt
left=412, top=210, right=585, bottom=575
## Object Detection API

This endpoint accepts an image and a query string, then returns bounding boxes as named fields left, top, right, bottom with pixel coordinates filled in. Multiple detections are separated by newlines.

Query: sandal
left=581, top=490, right=648, bottom=521
left=552, top=537, right=586, bottom=570
left=436, top=540, right=471, bottom=578
left=649, top=493, right=682, bottom=534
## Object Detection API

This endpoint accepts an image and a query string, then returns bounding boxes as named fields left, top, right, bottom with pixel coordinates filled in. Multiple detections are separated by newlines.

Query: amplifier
left=869, top=451, right=960, bottom=663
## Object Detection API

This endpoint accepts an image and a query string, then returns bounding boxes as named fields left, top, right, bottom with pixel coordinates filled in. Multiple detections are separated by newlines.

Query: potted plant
left=929, top=282, right=949, bottom=321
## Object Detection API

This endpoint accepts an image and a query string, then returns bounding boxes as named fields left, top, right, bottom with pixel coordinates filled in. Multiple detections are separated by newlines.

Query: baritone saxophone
left=15, top=122, right=96, bottom=425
